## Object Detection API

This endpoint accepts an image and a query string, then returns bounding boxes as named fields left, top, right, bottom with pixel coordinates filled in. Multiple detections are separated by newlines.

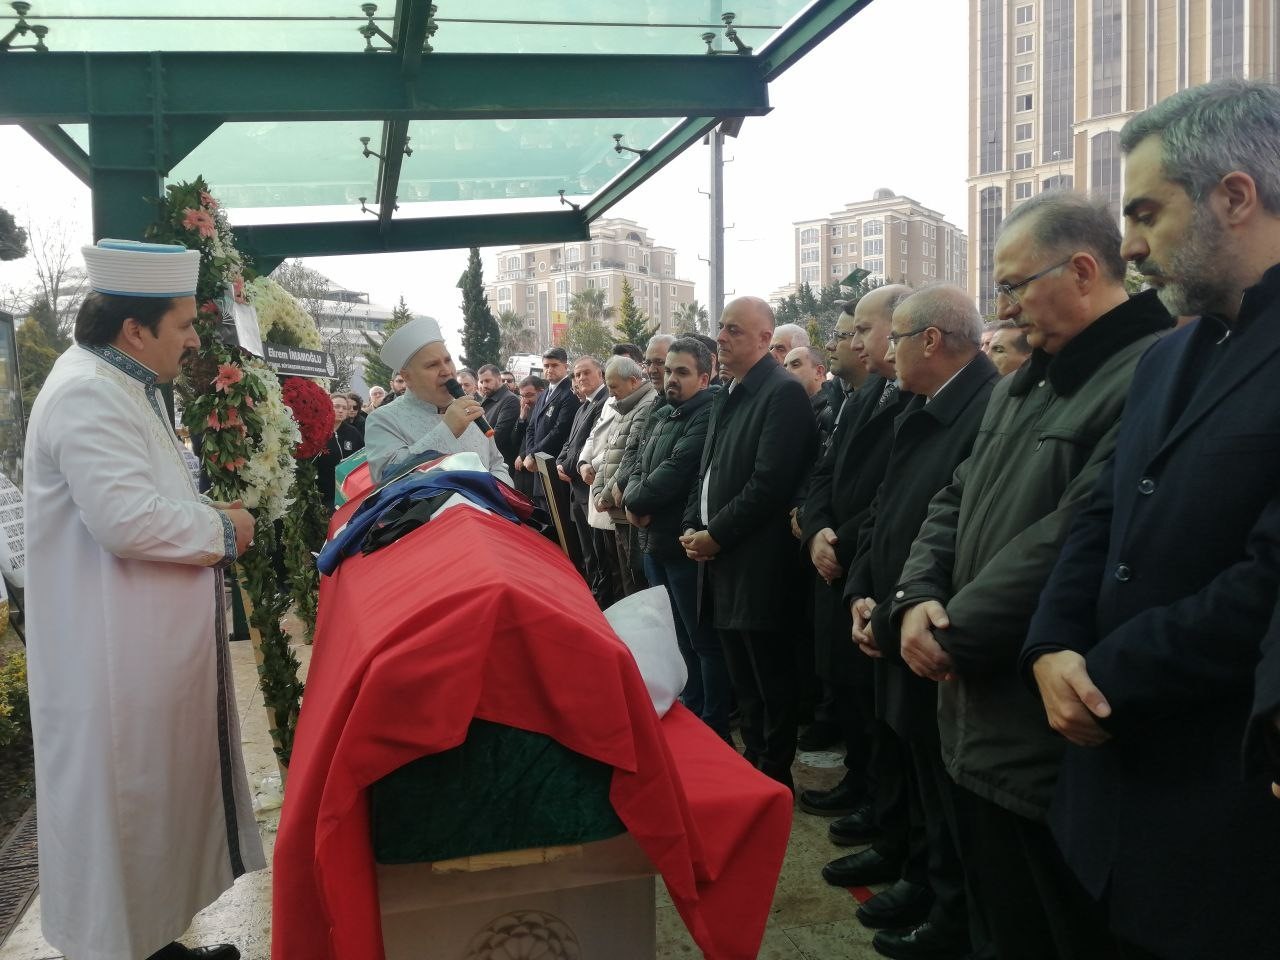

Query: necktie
left=877, top=380, right=899, bottom=407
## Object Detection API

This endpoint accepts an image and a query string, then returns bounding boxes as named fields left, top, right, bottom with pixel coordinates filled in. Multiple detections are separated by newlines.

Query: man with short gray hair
left=769, top=322, right=810, bottom=363
left=890, top=190, right=1170, bottom=959
left=1023, top=78, right=1280, bottom=960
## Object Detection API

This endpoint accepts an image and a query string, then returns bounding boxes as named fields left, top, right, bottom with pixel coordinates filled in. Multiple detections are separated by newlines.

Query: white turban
left=82, top=239, right=200, bottom=298
left=379, top=315, right=444, bottom=372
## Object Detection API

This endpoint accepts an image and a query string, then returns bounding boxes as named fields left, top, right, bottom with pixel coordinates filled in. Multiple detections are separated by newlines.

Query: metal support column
left=708, top=126, right=725, bottom=324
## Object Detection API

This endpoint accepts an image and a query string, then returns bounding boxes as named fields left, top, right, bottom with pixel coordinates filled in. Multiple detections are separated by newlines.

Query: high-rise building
left=792, top=189, right=968, bottom=293
left=968, top=0, right=1280, bottom=315
left=484, top=218, right=696, bottom=351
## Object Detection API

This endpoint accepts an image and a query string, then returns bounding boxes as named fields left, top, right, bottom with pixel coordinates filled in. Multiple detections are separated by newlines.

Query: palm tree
left=673, top=300, right=710, bottom=335
left=567, top=287, right=616, bottom=326
left=564, top=288, right=615, bottom=358
left=497, top=309, right=535, bottom=366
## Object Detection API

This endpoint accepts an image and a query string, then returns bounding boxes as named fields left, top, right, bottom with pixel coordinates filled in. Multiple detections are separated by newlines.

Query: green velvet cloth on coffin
left=370, top=718, right=626, bottom=864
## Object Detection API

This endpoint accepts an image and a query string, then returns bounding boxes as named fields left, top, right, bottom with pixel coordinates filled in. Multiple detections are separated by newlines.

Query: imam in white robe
left=364, top=390, right=513, bottom=486
left=23, top=344, right=265, bottom=960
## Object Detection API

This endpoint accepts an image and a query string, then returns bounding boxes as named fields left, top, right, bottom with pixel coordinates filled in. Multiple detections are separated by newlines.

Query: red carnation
left=282, top=377, right=335, bottom=459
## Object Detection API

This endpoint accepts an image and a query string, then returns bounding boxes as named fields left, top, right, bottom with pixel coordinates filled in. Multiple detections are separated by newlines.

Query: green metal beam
left=582, top=117, right=721, bottom=223
left=375, top=0, right=435, bottom=231
left=20, top=123, right=90, bottom=185
left=235, top=210, right=590, bottom=262
left=756, top=0, right=876, bottom=83
left=0, top=52, right=771, bottom=124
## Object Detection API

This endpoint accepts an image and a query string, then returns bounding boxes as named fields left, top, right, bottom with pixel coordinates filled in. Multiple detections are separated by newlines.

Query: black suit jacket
left=1021, top=269, right=1280, bottom=960
left=481, top=387, right=521, bottom=469
left=556, top=385, right=609, bottom=503
left=682, top=352, right=816, bottom=632
left=800, top=375, right=913, bottom=682
left=522, top=380, right=580, bottom=460
left=843, top=353, right=998, bottom=735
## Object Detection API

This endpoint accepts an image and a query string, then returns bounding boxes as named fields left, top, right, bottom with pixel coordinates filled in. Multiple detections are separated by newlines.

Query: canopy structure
left=0, top=1, right=872, bottom=269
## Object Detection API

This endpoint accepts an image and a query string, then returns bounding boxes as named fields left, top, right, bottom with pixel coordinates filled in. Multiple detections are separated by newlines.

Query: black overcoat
left=682, top=353, right=816, bottom=632
left=1021, top=268, right=1280, bottom=960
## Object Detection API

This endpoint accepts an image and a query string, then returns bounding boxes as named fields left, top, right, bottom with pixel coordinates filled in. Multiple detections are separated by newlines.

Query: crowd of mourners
left=334, top=80, right=1280, bottom=960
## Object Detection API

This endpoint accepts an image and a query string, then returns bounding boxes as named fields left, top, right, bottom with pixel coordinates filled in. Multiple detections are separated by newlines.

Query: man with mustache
left=1022, top=78, right=1280, bottom=960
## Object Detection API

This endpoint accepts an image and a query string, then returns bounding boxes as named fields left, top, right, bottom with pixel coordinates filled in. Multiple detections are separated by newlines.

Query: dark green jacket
left=889, top=291, right=1171, bottom=820
left=623, top=388, right=717, bottom=561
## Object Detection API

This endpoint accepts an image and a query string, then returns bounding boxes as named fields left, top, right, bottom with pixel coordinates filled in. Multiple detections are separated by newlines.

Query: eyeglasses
left=887, top=326, right=950, bottom=347
left=993, top=257, right=1073, bottom=305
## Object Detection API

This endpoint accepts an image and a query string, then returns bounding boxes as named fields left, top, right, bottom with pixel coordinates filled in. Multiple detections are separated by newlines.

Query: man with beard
left=625, top=338, right=727, bottom=737
left=477, top=363, right=521, bottom=472
left=1022, top=79, right=1280, bottom=960
left=890, top=192, right=1170, bottom=960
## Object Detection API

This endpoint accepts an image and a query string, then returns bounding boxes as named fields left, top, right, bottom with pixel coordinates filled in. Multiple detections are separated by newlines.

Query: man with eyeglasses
left=886, top=192, right=1170, bottom=960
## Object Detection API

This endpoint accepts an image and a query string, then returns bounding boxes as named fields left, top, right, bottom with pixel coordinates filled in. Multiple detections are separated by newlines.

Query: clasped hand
left=680, top=527, right=720, bottom=561
left=808, top=527, right=843, bottom=584
left=1031, top=650, right=1112, bottom=747
left=899, top=600, right=957, bottom=682
left=850, top=597, right=880, bottom=658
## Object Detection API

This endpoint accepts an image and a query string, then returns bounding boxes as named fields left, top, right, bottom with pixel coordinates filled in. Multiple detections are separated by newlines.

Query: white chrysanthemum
left=245, top=276, right=324, bottom=350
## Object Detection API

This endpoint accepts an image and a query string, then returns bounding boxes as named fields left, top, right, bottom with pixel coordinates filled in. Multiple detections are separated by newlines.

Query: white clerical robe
left=364, top=390, right=514, bottom=486
left=23, top=344, right=265, bottom=960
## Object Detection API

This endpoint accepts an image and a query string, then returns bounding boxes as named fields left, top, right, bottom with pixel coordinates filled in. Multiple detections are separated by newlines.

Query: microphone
left=444, top=378, right=495, bottom=437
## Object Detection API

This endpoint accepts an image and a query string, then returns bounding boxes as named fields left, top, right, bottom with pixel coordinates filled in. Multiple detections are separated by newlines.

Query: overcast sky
left=0, top=0, right=968, bottom=357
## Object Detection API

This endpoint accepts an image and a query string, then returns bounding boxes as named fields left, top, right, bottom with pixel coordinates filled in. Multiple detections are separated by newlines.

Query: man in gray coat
left=889, top=193, right=1170, bottom=960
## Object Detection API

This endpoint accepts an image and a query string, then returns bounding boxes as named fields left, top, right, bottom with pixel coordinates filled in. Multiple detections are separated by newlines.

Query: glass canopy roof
left=15, top=2, right=805, bottom=55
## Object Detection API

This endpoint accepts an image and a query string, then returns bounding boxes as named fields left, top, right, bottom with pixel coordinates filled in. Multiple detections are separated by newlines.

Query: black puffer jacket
left=623, top=387, right=717, bottom=561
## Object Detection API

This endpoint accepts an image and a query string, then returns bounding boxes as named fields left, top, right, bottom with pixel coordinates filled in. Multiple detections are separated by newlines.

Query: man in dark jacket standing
left=477, top=363, right=521, bottom=473
left=890, top=193, right=1170, bottom=960
left=1022, top=80, right=1280, bottom=960
left=844, top=285, right=998, bottom=959
left=625, top=338, right=726, bottom=738
left=799, top=285, right=913, bottom=824
left=517, top=346, right=580, bottom=510
left=554, top=357, right=610, bottom=602
left=681, top=297, right=817, bottom=789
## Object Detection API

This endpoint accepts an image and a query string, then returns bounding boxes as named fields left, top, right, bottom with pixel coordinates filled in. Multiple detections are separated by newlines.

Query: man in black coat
left=799, top=285, right=913, bottom=823
left=1249, top=606, right=1280, bottom=801
left=517, top=347, right=579, bottom=510
left=477, top=363, right=521, bottom=472
left=845, top=286, right=998, bottom=958
left=555, top=356, right=611, bottom=604
left=681, top=297, right=817, bottom=789
left=1022, top=80, right=1280, bottom=960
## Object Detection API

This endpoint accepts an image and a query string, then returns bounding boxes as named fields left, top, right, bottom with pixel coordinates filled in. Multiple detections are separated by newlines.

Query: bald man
left=681, top=297, right=818, bottom=790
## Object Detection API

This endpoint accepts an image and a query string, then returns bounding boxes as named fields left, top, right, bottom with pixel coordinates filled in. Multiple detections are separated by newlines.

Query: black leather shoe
left=828, top=802, right=882, bottom=845
left=822, top=847, right=901, bottom=887
left=797, top=719, right=841, bottom=751
left=798, top=777, right=865, bottom=817
left=856, top=879, right=934, bottom=929
left=873, top=921, right=970, bottom=959
left=148, top=944, right=241, bottom=960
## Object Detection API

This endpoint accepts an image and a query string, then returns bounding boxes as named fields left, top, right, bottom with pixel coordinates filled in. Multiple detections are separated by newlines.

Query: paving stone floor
left=0, top=634, right=888, bottom=960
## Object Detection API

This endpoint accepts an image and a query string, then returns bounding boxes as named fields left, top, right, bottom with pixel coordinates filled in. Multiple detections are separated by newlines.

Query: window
left=831, top=224, right=843, bottom=237
left=1016, top=93, right=1033, bottom=112
left=832, top=244, right=842, bottom=256
left=1042, top=0, right=1074, bottom=163
left=864, top=259, right=884, bottom=274
left=801, top=266, right=820, bottom=283
left=590, top=243, right=601, bottom=255
left=902, top=240, right=909, bottom=254
left=526, top=301, right=535, bottom=313
left=863, top=238, right=883, bottom=256
left=586, top=278, right=595, bottom=289
left=665, top=253, right=672, bottom=264
left=800, top=227, right=819, bottom=244
left=498, top=286, right=511, bottom=302
left=1092, top=0, right=1123, bottom=113
left=1015, top=122, right=1033, bottom=141
left=1015, top=181, right=1033, bottom=200
left=980, top=0, right=1004, bottom=174
left=567, top=246, right=580, bottom=262
left=1015, top=4, right=1034, bottom=24
left=643, top=253, right=650, bottom=268
left=863, top=220, right=883, bottom=237
left=555, top=279, right=567, bottom=293
left=801, top=248, right=820, bottom=264
left=1016, top=63, right=1034, bottom=83
left=556, top=297, right=567, bottom=311
left=1016, top=34, right=1034, bottom=54
left=627, top=246, right=635, bottom=259
left=590, top=262, right=600, bottom=271
left=669, top=285, right=677, bottom=296
left=1015, top=151, right=1033, bottom=170
left=508, top=256, right=520, bottom=271
left=832, top=263, right=843, bottom=275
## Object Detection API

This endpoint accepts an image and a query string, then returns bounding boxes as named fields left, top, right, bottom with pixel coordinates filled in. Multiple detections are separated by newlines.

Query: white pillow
left=603, top=587, right=688, bottom=717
